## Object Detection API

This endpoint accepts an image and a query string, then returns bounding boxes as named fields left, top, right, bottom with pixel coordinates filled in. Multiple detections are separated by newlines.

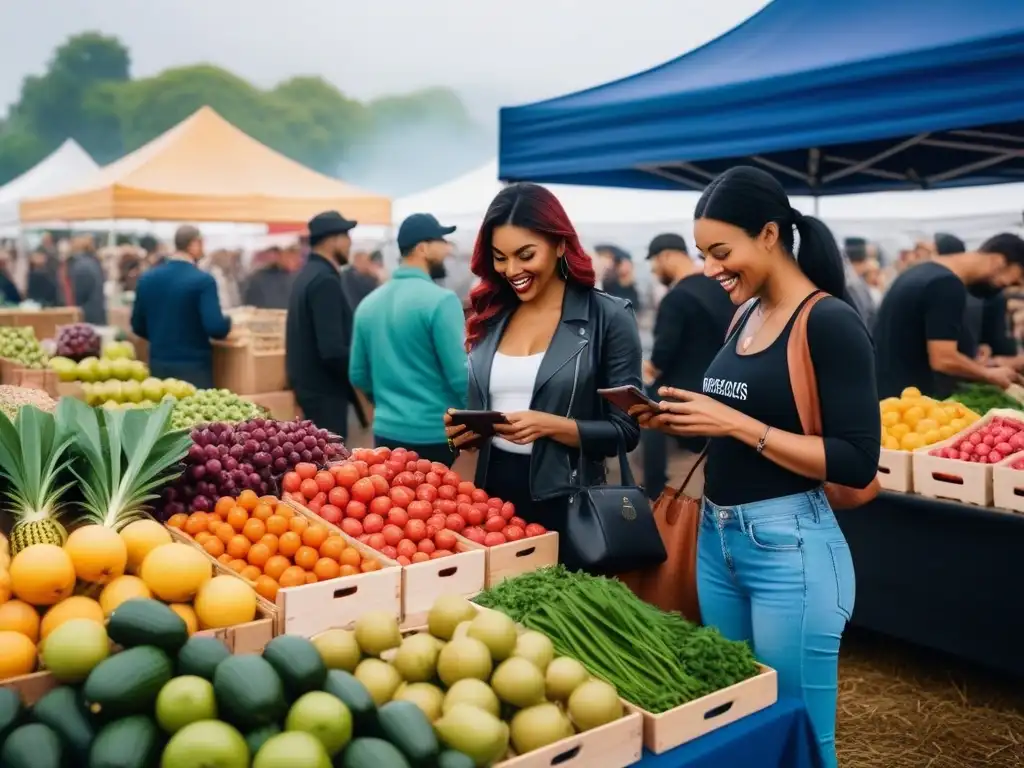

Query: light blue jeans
left=698, top=488, right=854, bottom=768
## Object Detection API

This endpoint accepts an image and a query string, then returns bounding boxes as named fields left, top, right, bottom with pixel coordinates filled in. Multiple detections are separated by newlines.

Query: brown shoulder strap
left=724, top=299, right=757, bottom=342
left=787, top=292, right=829, bottom=437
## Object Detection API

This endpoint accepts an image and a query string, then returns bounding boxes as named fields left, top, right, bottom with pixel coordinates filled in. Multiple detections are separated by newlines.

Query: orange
left=226, top=535, right=251, bottom=560
left=339, top=564, right=359, bottom=577
left=294, top=546, right=318, bottom=571
left=0, top=600, right=41, bottom=642
left=339, top=548, right=362, bottom=568
left=319, top=537, right=346, bottom=561
left=184, top=513, right=209, bottom=536
left=265, top=516, right=288, bottom=537
left=259, top=495, right=279, bottom=507
left=313, top=558, right=341, bottom=581
left=264, top=555, right=290, bottom=581
left=216, top=524, right=235, bottom=544
left=217, top=553, right=233, bottom=565
left=278, top=532, right=301, bottom=558
left=259, top=534, right=279, bottom=555
left=215, top=496, right=235, bottom=518
left=227, top=507, right=249, bottom=532
left=167, top=513, right=187, bottom=530
left=360, top=559, right=381, bottom=573
left=252, top=503, right=274, bottom=522
left=301, top=526, right=328, bottom=550
left=206, top=520, right=223, bottom=537
left=240, top=565, right=262, bottom=582
left=227, top=559, right=247, bottom=573
left=279, top=566, right=306, bottom=588
left=288, top=517, right=309, bottom=535
left=242, top=518, right=267, bottom=543
left=255, top=575, right=279, bottom=602
left=237, top=489, right=259, bottom=511
left=203, top=538, right=225, bottom=558
left=194, top=531, right=213, bottom=545
left=247, top=542, right=271, bottom=569
left=276, top=504, right=295, bottom=519
left=305, top=572, right=318, bottom=584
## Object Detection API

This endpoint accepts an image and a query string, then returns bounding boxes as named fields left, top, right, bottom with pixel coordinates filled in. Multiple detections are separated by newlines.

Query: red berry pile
left=929, top=417, right=1024, bottom=464
left=281, top=446, right=547, bottom=566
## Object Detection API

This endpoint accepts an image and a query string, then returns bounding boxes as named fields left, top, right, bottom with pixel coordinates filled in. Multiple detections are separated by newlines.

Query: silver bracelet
left=756, top=425, right=772, bottom=454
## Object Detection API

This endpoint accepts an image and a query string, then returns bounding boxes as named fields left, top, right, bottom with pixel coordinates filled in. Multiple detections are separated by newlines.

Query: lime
left=161, top=720, right=248, bottom=768
left=253, top=731, right=331, bottom=768
left=285, top=692, right=352, bottom=756
left=42, top=619, right=110, bottom=683
left=156, top=676, right=217, bottom=734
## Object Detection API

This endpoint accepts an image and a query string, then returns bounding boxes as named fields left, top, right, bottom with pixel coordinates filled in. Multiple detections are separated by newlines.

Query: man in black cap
left=641, top=233, right=734, bottom=497
left=349, top=213, right=467, bottom=463
left=286, top=211, right=359, bottom=439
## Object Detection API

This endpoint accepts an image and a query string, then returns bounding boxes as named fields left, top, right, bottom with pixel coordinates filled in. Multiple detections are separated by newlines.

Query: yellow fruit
left=949, top=418, right=967, bottom=432
left=0, top=630, right=37, bottom=679
left=883, top=436, right=900, bottom=450
left=915, top=418, right=940, bottom=435
left=65, top=525, right=128, bottom=585
left=119, top=520, right=172, bottom=574
left=169, top=603, right=199, bottom=635
left=139, top=543, right=212, bottom=602
left=0, top=570, right=11, bottom=605
left=902, top=406, right=925, bottom=428
left=0, top=600, right=40, bottom=642
left=964, top=411, right=980, bottom=424
left=889, top=423, right=911, bottom=440
left=10, top=544, right=76, bottom=606
left=98, top=575, right=152, bottom=617
left=40, top=596, right=104, bottom=640
left=938, top=425, right=955, bottom=440
left=193, top=575, right=257, bottom=630
left=880, top=398, right=901, bottom=413
left=901, top=432, right=926, bottom=451
left=881, top=411, right=900, bottom=428
left=901, top=387, right=922, bottom=399
left=928, top=407, right=952, bottom=426
left=922, top=429, right=942, bottom=445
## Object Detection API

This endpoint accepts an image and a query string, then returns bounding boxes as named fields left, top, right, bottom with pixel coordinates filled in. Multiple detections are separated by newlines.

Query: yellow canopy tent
left=19, top=106, right=391, bottom=225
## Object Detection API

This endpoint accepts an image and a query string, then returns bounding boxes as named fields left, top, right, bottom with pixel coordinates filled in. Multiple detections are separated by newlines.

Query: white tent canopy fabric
left=0, top=140, right=99, bottom=231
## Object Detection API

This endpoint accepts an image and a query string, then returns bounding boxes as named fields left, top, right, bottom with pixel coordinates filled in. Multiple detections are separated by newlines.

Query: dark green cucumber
left=262, top=635, right=327, bottom=699
left=0, top=723, right=63, bottom=768
left=0, top=686, right=23, bottom=745
left=436, top=751, right=475, bottom=768
left=377, top=701, right=437, bottom=766
left=342, top=738, right=411, bottom=768
left=322, top=670, right=378, bottom=735
left=88, top=715, right=161, bottom=768
left=32, top=685, right=96, bottom=755
left=83, top=646, right=173, bottom=720
left=245, top=723, right=281, bottom=756
left=176, top=636, right=231, bottom=680
left=213, top=654, right=287, bottom=729
left=107, top=598, right=189, bottom=655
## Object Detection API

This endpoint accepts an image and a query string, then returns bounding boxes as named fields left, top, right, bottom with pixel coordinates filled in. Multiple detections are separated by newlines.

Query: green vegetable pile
left=475, top=566, right=759, bottom=713
left=0, top=326, right=48, bottom=369
left=170, top=388, right=263, bottom=429
left=947, top=383, right=1019, bottom=413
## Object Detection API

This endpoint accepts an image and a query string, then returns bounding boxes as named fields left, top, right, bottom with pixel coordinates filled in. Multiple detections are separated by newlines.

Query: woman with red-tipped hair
left=443, top=183, right=643, bottom=569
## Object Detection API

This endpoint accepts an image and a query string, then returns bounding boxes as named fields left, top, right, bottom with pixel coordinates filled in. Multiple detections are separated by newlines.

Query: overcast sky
left=0, top=0, right=769, bottom=124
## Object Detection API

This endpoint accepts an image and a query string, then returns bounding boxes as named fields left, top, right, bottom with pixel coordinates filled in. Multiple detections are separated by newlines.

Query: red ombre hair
left=466, top=183, right=596, bottom=348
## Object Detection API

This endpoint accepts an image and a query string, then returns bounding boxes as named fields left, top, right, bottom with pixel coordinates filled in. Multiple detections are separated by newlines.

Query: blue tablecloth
left=634, top=698, right=823, bottom=768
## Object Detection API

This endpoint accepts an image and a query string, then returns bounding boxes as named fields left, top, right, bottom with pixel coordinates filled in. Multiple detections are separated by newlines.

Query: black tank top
left=702, top=295, right=818, bottom=506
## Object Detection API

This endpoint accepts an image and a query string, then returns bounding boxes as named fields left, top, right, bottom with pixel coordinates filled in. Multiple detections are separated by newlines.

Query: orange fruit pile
left=166, top=489, right=381, bottom=603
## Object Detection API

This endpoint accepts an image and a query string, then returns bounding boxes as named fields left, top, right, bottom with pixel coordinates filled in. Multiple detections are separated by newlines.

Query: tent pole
left=813, top=196, right=820, bottom=217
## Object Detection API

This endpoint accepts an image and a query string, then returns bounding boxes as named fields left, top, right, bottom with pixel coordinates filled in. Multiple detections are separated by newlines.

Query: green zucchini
left=322, top=670, right=378, bottom=735
left=342, top=738, right=411, bottom=768
left=83, top=645, right=173, bottom=720
left=107, top=598, right=189, bottom=655
left=176, top=636, right=231, bottom=680
left=88, top=715, right=161, bottom=768
left=377, top=701, right=438, bottom=765
left=245, top=723, right=281, bottom=756
left=0, top=686, right=23, bottom=746
left=0, top=723, right=63, bottom=768
left=32, top=685, right=96, bottom=755
left=262, top=635, right=327, bottom=699
left=213, top=655, right=287, bottom=730
left=436, top=751, right=475, bottom=768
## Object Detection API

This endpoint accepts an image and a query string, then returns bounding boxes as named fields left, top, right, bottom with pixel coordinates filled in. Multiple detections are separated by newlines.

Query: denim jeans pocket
left=827, top=540, right=856, bottom=621
left=747, top=518, right=803, bottom=551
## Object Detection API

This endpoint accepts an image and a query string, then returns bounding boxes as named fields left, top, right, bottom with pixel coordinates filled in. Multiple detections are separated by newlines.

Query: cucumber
left=107, top=598, right=189, bottom=655
left=32, top=685, right=96, bottom=755
left=83, top=646, right=173, bottom=720
left=176, top=636, right=231, bottom=680
left=88, top=715, right=161, bottom=768
left=213, top=654, right=287, bottom=730
left=0, top=723, right=63, bottom=768
left=0, top=686, right=23, bottom=745
left=322, top=670, right=378, bottom=735
left=436, top=751, right=475, bottom=768
left=377, top=701, right=438, bottom=766
left=245, top=723, right=281, bottom=755
left=342, top=738, right=411, bottom=768
left=262, top=635, right=327, bottom=699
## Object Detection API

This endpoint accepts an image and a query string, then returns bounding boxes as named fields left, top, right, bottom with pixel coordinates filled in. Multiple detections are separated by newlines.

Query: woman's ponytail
left=793, top=211, right=846, bottom=298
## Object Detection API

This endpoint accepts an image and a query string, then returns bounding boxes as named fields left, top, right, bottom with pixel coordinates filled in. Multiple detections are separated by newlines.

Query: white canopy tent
left=0, top=140, right=99, bottom=233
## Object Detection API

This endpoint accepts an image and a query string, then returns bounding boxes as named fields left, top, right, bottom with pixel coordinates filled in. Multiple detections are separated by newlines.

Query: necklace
left=740, top=303, right=778, bottom=352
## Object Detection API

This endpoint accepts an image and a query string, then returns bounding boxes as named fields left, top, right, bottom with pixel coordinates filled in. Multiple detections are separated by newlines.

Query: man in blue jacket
left=131, top=225, right=232, bottom=389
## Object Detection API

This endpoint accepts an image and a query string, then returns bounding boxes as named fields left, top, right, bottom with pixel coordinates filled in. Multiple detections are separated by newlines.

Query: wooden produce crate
left=912, top=408, right=1024, bottom=507
left=246, top=389, right=297, bottom=420
left=212, top=335, right=286, bottom=395
left=0, top=307, right=81, bottom=342
left=0, top=358, right=58, bottom=395
left=455, top=531, right=559, bottom=588
left=876, top=448, right=913, bottom=493
left=228, top=307, right=287, bottom=336
left=993, top=453, right=1024, bottom=513
left=55, top=380, right=85, bottom=400
left=0, top=671, right=60, bottom=706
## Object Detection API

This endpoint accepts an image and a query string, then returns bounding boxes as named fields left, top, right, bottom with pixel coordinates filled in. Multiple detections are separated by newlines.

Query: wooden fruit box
left=55, top=380, right=85, bottom=399
left=992, top=453, right=1024, bottom=513
left=0, top=307, right=82, bottom=342
left=0, top=358, right=58, bottom=395
left=454, top=531, right=559, bottom=588
left=246, top=389, right=298, bottom=420
left=876, top=448, right=913, bottom=493
left=912, top=408, right=1024, bottom=507
left=212, top=336, right=287, bottom=395
left=286, top=499, right=485, bottom=629
left=0, top=671, right=60, bottom=706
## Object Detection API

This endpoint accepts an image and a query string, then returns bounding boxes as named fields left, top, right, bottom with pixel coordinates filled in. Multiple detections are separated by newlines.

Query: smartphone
left=597, top=385, right=660, bottom=413
left=448, top=410, right=510, bottom=438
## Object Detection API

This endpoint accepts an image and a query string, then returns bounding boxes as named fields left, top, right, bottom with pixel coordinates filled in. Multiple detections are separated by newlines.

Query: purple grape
left=223, top=457, right=238, bottom=472
left=299, top=449, right=313, bottom=463
left=206, top=459, right=222, bottom=475
left=190, top=465, right=206, bottom=481
left=187, top=445, right=205, bottom=463
left=192, top=495, right=212, bottom=512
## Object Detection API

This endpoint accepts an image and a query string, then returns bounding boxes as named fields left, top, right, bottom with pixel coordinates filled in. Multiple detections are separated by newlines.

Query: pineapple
left=10, top=512, right=67, bottom=554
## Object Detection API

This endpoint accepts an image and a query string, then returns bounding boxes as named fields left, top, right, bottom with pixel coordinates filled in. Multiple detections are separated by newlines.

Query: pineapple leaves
left=0, top=404, right=75, bottom=523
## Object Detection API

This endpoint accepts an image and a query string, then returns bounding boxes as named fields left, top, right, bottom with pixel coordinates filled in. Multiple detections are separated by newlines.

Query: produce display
left=54, top=322, right=102, bottom=361
left=81, top=377, right=196, bottom=409
left=928, top=414, right=1024, bottom=463
left=158, top=418, right=348, bottom=518
left=947, top=383, right=1022, bottom=414
left=49, top=353, right=149, bottom=383
left=475, top=566, right=759, bottom=713
left=0, top=385, right=56, bottom=421
left=0, top=326, right=47, bottom=369
left=167, top=491, right=384, bottom=603
left=880, top=386, right=980, bottom=451
left=170, top=388, right=264, bottom=429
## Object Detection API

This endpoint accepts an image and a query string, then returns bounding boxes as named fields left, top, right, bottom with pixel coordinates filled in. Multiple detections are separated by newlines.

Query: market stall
left=0, top=139, right=98, bottom=235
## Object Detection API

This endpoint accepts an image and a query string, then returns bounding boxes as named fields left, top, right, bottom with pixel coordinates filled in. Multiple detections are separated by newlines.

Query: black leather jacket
left=467, top=284, right=643, bottom=501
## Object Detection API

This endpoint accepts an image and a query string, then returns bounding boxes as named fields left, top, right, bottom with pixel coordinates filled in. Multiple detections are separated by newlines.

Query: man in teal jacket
left=349, top=214, right=467, bottom=464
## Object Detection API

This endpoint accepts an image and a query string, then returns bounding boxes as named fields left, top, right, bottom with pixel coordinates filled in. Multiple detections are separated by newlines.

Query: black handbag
left=564, top=446, right=667, bottom=573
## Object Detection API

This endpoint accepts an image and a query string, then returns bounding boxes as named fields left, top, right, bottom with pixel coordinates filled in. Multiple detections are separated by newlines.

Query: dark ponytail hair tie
left=790, top=207, right=804, bottom=225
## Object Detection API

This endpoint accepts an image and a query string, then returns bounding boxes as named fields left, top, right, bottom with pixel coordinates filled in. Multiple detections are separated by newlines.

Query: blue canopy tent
left=498, top=0, right=1024, bottom=197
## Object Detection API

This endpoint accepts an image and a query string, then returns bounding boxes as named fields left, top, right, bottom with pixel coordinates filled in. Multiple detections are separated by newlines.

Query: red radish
left=382, top=524, right=403, bottom=547
left=341, top=518, right=363, bottom=537
left=413, top=471, right=426, bottom=485
left=525, top=523, right=547, bottom=537
left=424, top=472, right=443, bottom=488
left=405, top=519, right=427, bottom=542
left=381, top=545, right=398, bottom=560
left=484, top=532, right=507, bottom=546
left=345, top=501, right=367, bottom=520
left=435, top=529, right=458, bottom=550
left=457, top=494, right=472, bottom=504
left=435, top=499, right=457, bottom=516
left=332, top=464, right=360, bottom=489
left=351, top=478, right=375, bottom=503
left=487, top=497, right=503, bottom=509
left=416, top=459, right=432, bottom=473
left=397, top=555, right=412, bottom=566
left=509, top=516, right=527, bottom=528
left=363, top=514, right=385, bottom=534
left=445, top=514, right=465, bottom=533
left=442, top=471, right=460, bottom=487
left=432, top=549, right=453, bottom=558
left=319, top=504, right=343, bottom=525
left=503, top=525, right=525, bottom=541
left=406, top=461, right=418, bottom=472
left=418, top=538, right=436, bottom=555
left=307, top=499, right=323, bottom=515
left=369, top=475, right=390, bottom=496
left=430, top=462, right=449, bottom=475
left=397, top=539, right=417, bottom=559
left=387, top=507, right=410, bottom=527
left=369, top=496, right=392, bottom=517
left=328, top=486, right=350, bottom=508
left=315, top=471, right=336, bottom=492
left=427, top=514, right=447, bottom=531
left=438, top=485, right=457, bottom=501
left=358, top=533, right=371, bottom=544
left=411, top=552, right=430, bottom=563
left=463, top=526, right=486, bottom=544
left=353, top=461, right=370, bottom=477
left=394, top=471, right=418, bottom=489
left=367, top=533, right=386, bottom=550
left=300, top=478, right=319, bottom=499
left=416, top=484, right=439, bottom=503
left=500, top=503, right=515, bottom=521
left=407, top=500, right=433, bottom=520
left=458, top=481, right=475, bottom=496
left=485, top=516, right=505, bottom=533
left=471, top=489, right=489, bottom=503
left=389, top=486, right=415, bottom=509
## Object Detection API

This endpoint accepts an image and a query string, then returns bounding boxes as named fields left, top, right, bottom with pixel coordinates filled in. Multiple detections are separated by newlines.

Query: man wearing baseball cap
left=286, top=210, right=359, bottom=439
left=349, top=213, right=468, bottom=464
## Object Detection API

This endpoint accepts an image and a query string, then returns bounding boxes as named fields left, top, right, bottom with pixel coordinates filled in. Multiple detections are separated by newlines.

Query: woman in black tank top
left=635, top=167, right=880, bottom=768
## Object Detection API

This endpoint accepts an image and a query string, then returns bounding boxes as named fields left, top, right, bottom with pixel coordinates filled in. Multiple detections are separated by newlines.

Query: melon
left=0, top=630, right=36, bottom=678
left=119, top=520, right=172, bottom=573
left=40, top=596, right=104, bottom=640
left=64, top=525, right=128, bottom=584
left=9, top=544, right=76, bottom=606
left=0, top=600, right=41, bottom=642
left=194, top=576, right=257, bottom=629
left=169, top=603, right=199, bottom=635
left=139, top=543, right=212, bottom=602
left=99, top=575, right=153, bottom=617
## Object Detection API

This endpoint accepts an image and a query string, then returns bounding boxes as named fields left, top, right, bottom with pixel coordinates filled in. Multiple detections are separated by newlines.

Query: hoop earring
left=558, top=257, right=569, bottom=280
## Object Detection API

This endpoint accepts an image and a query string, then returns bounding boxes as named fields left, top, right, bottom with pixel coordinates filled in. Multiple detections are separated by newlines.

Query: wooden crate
left=0, top=307, right=82, bottom=341
left=0, top=671, right=60, bottom=706
left=55, top=380, right=85, bottom=400
left=212, top=338, right=286, bottom=395
left=0, top=358, right=57, bottom=395
left=993, top=454, right=1024, bottom=513
left=876, top=448, right=913, bottom=493
left=246, top=390, right=297, bottom=420
left=912, top=408, right=1024, bottom=507
left=456, top=531, right=559, bottom=588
